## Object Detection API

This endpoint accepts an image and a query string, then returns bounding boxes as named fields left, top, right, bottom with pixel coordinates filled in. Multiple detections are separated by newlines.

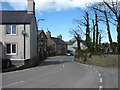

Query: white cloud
left=1, top=0, right=27, bottom=10
left=1, top=0, right=120, bottom=11
left=35, top=0, right=104, bottom=11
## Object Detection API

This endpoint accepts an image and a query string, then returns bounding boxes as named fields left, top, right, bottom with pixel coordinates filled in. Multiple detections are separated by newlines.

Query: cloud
left=1, top=0, right=27, bottom=10
left=1, top=0, right=120, bottom=11
left=35, top=0, right=104, bottom=11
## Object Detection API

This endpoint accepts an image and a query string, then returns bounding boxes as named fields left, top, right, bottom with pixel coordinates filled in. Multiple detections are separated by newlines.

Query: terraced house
left=38, top=30, right=47, bottom=60
left=46, top=31, right=67, bottom=56
left=0, top=0, right=39, bottom=69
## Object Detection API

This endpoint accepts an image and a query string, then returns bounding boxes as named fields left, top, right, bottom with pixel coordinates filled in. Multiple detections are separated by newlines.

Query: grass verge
left=74, top=55, right=119, bottom=67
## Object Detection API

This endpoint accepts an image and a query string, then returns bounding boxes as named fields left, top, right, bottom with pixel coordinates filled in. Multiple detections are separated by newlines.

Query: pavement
left=2, top=56, right=118, bottom=89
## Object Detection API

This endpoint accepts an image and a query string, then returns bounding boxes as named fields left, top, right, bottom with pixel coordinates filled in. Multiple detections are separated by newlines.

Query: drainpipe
left=22, top=24, right=26, bottom=60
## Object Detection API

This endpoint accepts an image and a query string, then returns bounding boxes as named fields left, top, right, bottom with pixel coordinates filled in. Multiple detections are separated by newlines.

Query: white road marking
left=89, top=66, right=92, bottom=68
left=93, top=68, right=96, bottom=70
left=3, top=60, right=64, bottom=87
left=100, top=78, right=103, bottom=83
left=99, top=86, right=103, bottom=89
left=96, top=70, right=99, bottom=73
left=3, top=65, right=62, bottom=87
left=59, top=59, right=65, bottom=68
left=3, top=81, right=24, bottom=87
left=98, top=73, right=101, bottom=77
left=63, top=64, right=65, bottom=68
left=73, top=59, right=104, bottom=89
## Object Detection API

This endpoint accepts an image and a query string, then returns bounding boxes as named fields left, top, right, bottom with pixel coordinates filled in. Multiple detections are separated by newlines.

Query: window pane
left=12, top=44, right=16, bottom=53
left=6, top=25, right=11, bottom=34
left=6, top=44, right=11, bottom=54
left=12, top=25, right=16, bottom=34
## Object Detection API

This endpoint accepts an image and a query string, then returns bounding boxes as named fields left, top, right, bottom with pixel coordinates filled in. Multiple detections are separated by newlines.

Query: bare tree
left=95, top=12, right=100, bottom=51
left=91, top=2, right=115, bottom=53
left=70, top=29, right=81, bottom=50
left=74, top=11, right=91, bottom=50
left=103, top=0, right=120, bottom=54
left=92, top=19, right=96, bottom=52
left=85, top=12, right=91, bottom=50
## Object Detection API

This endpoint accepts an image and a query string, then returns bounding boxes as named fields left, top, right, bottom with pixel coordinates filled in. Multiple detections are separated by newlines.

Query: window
left=6, top=44, right=17, bottom=55
left=44, top=47, right=47, bottom=51
left=41, top=42, right=43, bottom=45
left=41, top=33, right=44, bottom=38
left=38, top=46, right=40, bottom=52
left=6, top=25, right=16, bottom=35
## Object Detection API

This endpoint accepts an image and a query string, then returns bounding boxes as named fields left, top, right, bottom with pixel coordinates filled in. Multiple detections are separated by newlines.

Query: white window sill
left=6, top=34, right=17, bottom=36
left=6, top=53, right=17, bottom=56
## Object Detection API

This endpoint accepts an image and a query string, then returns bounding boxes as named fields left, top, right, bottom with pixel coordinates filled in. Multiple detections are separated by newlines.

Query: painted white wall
left=0, top=25, right=3, bottom=42
left=73, top=41, right=88, bottom=50
left=67, top=44, right=76, bottom=52
left=0, top=24, right=31, bottom=60
left=25, top=24, right=31, bottom=60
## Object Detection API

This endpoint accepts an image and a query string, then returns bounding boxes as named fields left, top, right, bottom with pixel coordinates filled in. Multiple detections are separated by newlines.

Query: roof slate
left=51, top=37, right=66, bottom=45
left=38, top=30, right=47, bottom=39
left=38, top=30, right=43, bottom=34
left=65, top=41, right=76, bottom=45
left=0, top=11, right=34, bottom=24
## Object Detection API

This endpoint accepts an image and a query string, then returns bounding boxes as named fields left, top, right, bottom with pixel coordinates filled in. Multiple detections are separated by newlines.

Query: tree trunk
left=75, top=34, right=81, bottom=50
left=92, top=19, right=96, bottom=52
left=99, top=34, right=102, bottom=45
left=95, top=12, right=99, bottom=51
left=104, top=11, right=114, bottom=53
left=85, top=12, right=91, bottom=50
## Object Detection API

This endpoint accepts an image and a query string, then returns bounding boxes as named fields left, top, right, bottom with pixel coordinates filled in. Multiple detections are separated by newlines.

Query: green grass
left=74, top=55, right=119, bottom=67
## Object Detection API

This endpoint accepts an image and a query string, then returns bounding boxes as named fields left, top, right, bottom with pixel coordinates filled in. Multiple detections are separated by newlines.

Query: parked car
left=66, top=52, right=74, bottom=56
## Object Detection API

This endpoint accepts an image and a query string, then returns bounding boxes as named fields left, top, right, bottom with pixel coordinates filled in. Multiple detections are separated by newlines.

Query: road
left=2, top=56, right=118, bottom=89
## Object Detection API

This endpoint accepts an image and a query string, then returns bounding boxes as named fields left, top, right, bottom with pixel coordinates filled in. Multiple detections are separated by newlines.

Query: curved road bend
left=2, top=56, right=117, bottom=88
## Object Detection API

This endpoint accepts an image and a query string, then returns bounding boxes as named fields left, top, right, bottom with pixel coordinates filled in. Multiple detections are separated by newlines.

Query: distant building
left=0, top=0, right=39, bottom=68
left=72, top=40, right=88, bottom=50
left=65, top=40, right=76, bottom=52
left=46, top=31, right=67, bottom=56
left=38, top=30, right=47, bottom=60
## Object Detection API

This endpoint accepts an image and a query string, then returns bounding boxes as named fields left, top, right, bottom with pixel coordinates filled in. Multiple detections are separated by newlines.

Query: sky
left=1, top=0, right=119, bottom=43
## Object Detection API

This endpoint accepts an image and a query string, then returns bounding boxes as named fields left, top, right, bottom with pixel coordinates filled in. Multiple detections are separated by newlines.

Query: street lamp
left=37, top=19, right=45, bottom=54
left=37, top=19, right=45, bottom=30
left=38, top=19, right=45, bottom=22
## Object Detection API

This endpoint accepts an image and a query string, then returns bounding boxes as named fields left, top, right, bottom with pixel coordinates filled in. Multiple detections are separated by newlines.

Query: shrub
left=75, top=49, right=92, bottom=63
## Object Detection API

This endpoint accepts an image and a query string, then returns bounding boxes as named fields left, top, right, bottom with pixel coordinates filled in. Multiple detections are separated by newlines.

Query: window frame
left=6, top=43, right=17, bottom=55
left=6, top=24, right=17, bottom=35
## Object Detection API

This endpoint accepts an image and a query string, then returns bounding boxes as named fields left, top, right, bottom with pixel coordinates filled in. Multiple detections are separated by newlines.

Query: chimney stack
left=57, top=34, right=62, bottom=40
left=46, top=31, right=51, bottom=38
left=27, top=0, right=35, bottom=14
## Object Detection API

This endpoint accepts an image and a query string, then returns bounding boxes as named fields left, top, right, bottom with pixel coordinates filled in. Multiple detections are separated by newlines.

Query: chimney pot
left=46, top=31, right=51, bottom=38
left=57, top=34, right=62, bottom=40
left=27, top=0, right=35, bottom=14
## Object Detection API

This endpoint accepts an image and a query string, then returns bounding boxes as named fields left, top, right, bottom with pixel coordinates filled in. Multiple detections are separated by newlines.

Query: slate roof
left=51, top=37, right=66, bottom=45
left=0, top=11, right=34, bottom=24
left=38, top=30, right=43, bottom=35
left=65, top=41, right=76, bottom=45
left=38, top=30, right=47, bottom=39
